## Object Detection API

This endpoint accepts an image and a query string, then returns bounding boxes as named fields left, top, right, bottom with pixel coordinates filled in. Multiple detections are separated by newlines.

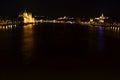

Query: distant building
left=19, top=10, right=35, bottom=24
left=95, top=13, right=109, bottom=23
left=57, top=16, right=74, bottom=20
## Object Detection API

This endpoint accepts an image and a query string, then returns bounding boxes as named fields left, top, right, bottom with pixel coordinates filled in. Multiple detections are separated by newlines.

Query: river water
left=0, top=23, right=119, bottom=79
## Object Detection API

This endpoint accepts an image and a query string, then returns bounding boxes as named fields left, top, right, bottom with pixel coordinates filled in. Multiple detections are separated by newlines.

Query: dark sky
left=0, top=0, right=120, bottom=17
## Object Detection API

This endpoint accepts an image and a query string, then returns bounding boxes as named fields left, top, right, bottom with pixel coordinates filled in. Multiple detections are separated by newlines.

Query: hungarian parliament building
left=19, top=10, right=36, bottom=24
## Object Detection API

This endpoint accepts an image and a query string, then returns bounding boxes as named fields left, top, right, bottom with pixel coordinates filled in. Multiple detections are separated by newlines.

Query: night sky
left=0, top=0, right=120, bottom=17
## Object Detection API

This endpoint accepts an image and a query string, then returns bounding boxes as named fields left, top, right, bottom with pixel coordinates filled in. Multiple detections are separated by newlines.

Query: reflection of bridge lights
left=0, top=26, right=2, bottom=29
left=6, top=26, right=8, bottom=29
left=7, top=25, right=12, bottom=28
left=113, top=27, right=115, bottom=30
left=118, top=27, right=120, bottom=31
left=0, top=25, right=17, bottom=31
left=2, top=26, right=6, bottom=30
left=115, top=27, right=117, bottom=32
left=111, top=27, right=112, bottom=29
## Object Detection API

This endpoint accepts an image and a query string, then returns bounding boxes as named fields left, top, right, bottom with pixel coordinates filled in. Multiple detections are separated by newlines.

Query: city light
left=19, top=10, right=36, bottom=24
left=0, top=11, right=120, bottom=27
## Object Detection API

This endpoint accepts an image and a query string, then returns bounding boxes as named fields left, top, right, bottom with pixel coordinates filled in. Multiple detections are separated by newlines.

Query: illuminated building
left=89, top=18, right=94, bottom=23
left=19, top=10, right=35, bottom=24
left=95, top=13, right=109, bottom=23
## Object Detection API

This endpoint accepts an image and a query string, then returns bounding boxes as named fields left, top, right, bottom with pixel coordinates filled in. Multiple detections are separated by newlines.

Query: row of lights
left=0, top=25, right=17, bottom=30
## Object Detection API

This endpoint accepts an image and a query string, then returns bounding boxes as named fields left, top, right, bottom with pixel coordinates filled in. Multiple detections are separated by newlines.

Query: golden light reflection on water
left=89, top=25, right=120, bottom=39
left=103, top=26, right=120, bottom=38
left=21, top=24, right=35, bottom=63
left=0, top=25, right=16, bottom=31
left=0, top=26, right=7, bottom=30
left=109, top=26, right=120, bottom=32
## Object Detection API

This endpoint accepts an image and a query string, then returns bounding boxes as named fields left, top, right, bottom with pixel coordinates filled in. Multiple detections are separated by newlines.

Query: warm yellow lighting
left=21, top=24, right=35, bottom=63
left=90, top=18, right=93, bottom=22
left=0, top=26, right=2, bottom=30
left=118, top=27, right=119, bottom=31
left=20, top=10, right=35, bottom=24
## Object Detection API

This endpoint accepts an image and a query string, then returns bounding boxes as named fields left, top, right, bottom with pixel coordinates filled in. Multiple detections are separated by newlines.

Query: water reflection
left=21, top=24, right=35, bottom=64
left=97, top=26, right=104, bottom=56
left=104, top=26, right=120, bottom=38
left=0, top=25, right=16, bottom=31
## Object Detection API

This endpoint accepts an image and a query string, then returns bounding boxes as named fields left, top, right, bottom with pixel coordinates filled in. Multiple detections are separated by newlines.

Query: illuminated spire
left=101, top=13, right=104, bottom=17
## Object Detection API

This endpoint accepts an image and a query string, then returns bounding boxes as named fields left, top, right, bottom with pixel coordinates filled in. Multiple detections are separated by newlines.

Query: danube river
left=0, top=23, right=119, bottom=79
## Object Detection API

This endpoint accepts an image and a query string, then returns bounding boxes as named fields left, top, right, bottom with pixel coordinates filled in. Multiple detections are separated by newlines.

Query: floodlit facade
left=19, top=10, right=35, bottom=24
left=95, top=13, right=109, bottom=23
